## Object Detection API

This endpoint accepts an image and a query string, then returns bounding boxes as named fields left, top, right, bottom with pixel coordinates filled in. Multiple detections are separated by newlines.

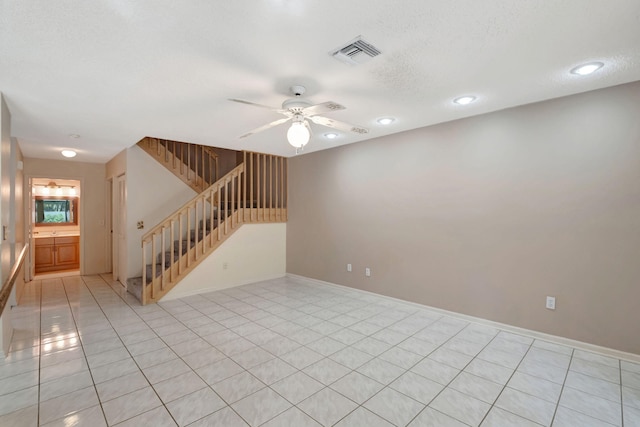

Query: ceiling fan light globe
left=287, top=121, right=310, bottom=148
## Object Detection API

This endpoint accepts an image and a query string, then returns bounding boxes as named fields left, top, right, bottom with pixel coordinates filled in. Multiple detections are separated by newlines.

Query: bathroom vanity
left=34, top=235, right=80, bottom=273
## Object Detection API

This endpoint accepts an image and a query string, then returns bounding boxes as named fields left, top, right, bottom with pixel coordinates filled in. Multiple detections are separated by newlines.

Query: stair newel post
left=151, top=234, right=157, bottom=300
left=178, top=214, right=183, bottom=275
left=249, top=152, right=254, bottom=222
left=231, top=172, right=236, bottom=229
left=193, top=199, right=199, bottom=261
left=262, top=153, right=267, bottom=222
left=141, top=240, right=147, bottom=305
left=275, top=157, right=279, bottom=221
left=283, top=157, right=288, bottom=220
left=237, top=167, right=243, bottom=224
left=242, top=151, right=247, bottom=220
left=170, top=219, right=175, bottom=283
left=201, top=145, right=205, bottom=189
left=186, top=205, right=191, bottom=268
left=170, top=141, right=174, bottom=169
left=201, top=195, right=206, bottom=256
left=163, top=139, right=168, bottom=163
left=224, top=178, right=229, bottom=235
left=269, top=155, right=273, bottom=221
left=254, top=153, right=262, bottom=221
left=161, top=226, right=166, bottom=291
left=209, top=188, right=214, bottom=247
left=217, top=185, right=222, bottom=242
left=278, top=157, right=284, bottom=221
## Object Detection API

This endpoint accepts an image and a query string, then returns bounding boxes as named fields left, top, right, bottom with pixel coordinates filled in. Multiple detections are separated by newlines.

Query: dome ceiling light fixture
left=453, top=95, right=477, bottom=105
left=376, top=117, right=395, bottom=125
left=570, top=61, right=604, bottom=76
left=61, top=150, right=77, bottom=158
left=286, top=115, right=311, bottom=149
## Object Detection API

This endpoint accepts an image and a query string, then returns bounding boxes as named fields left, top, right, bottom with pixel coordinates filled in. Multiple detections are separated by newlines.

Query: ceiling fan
left=230, top=85, right=368, bottom=151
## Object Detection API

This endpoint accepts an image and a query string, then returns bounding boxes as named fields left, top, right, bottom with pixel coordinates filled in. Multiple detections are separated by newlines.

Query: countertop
left=33, top=232, right=80, bottom=239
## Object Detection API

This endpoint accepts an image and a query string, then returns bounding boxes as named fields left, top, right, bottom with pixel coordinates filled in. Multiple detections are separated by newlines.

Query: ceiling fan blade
left=309, top=116, right=369, bottom=135
left=239, top=117, right=291, bottom=139
left=228, top=98, right=287, bottom=114
left=301, top=101, right=346, bottom=117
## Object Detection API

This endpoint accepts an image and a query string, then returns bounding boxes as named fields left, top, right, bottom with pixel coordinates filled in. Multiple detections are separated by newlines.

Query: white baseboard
left=286, top=274, right=640, bottom=363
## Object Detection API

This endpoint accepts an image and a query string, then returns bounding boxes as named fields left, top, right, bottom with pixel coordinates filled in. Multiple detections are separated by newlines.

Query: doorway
left=111, top=174, right=127, bottom=287
left=29, top=178, right=82, bottom=279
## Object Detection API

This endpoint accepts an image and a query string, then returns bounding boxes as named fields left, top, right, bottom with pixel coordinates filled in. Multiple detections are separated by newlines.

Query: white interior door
left=26, top=177, right=34, bottom=282
left=114, top=174, right=127, bottom=286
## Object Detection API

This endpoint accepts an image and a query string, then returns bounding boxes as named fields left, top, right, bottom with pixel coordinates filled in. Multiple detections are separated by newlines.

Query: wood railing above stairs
left=138, top=150, right=287, bottom=304
left=137, top=137, right=220, bottom=193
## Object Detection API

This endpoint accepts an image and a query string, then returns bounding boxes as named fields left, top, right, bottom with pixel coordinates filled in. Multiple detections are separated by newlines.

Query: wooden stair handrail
left=142, top=163, right=244, bottom=242
left=0, top=244, right=29, bottom=316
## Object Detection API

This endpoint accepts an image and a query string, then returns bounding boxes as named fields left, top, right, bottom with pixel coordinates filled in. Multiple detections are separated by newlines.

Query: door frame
left=25, top=175, right=84, bottom=280
left=112, top=173, right=127, bottom=287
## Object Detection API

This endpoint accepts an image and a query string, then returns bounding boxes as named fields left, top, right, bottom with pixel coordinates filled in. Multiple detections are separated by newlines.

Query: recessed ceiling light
left=61, top=150, right=77, bottom=158
left=324, top=132, right=339, bottom=139
left=570, top=62, right=604, bottom=76
left=68, top=134, right=80, bottom=139
left=377, top=117, right=395, bottom=125
left=453, top=96, right=477, bottom=105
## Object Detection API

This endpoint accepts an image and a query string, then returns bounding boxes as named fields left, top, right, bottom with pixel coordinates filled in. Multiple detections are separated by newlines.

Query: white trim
left=286, top=273, right=640, bottom=363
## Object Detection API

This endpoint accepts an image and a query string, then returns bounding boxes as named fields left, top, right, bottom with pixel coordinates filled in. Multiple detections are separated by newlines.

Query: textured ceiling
left=1, top=1, right=639, bottom=163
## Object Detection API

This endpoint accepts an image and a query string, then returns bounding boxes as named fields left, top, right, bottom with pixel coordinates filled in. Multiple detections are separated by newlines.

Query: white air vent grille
left=330, top=36, right=381, bottom=66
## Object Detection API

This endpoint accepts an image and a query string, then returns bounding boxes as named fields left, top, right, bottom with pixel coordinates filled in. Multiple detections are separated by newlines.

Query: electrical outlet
left=546, top=296, right=556, bottom=310
left=223, top=262, right=228, bottom=270
left=365, top=267, right=371, bottom=277
left=347, top=264, right=352, bottom=272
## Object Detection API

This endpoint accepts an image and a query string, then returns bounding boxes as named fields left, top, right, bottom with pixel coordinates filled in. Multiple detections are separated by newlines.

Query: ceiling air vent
left=330, top=36, right=381, bottom=66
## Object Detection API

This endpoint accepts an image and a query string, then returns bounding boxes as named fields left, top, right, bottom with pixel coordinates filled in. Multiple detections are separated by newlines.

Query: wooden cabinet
left=35, top=236, right=79, bottom=273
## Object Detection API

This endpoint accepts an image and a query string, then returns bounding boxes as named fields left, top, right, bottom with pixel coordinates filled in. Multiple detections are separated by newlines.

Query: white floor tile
left=335, top=406, right=394, bottom=426
left=364, top=387, right=425, bottom=426
left=39, top=386, right=100, bottom=425
left=298, top=387, right=358, bottom=427
left=3, top=275, right=636, bottom=427
left=495, top=387, right=556, bottom=426
left=262, top=407, right=322, bottom=427
left=187, top=406, right=248, bottom=427
left=232, top=387, right=292, bottom=426
left=429, top=387, right=491, bottom=426
left=166, top=387, right=226, bottom=426
left=331, top=371, right=385, bottom=404
left=152, top=370, right=207, bottom=404
left=211, top=371, right=266, bottom=404
left=271, top=371, right=325, bottom=404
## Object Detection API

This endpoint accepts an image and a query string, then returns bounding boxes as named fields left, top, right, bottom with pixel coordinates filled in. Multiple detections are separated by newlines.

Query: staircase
left=129, top=141, right=288, bottom=304
left=137, top=137, right=221, bottom=193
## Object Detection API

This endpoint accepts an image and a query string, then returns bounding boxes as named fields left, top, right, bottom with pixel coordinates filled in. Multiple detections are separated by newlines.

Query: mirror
left=34, top=197, right=78, bottom=226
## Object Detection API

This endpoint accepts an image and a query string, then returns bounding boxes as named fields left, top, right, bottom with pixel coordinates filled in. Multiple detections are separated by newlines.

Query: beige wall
left=23, top=158, right=108, bottom=275
left=0, top=96, right=11, bottom=284
left=106, top=148, right=126, bottom=179
left=287, top=82, right=640, bottom=355
left=162, top=223, right=286, bottom=301
left=1, top=94, right=27, bottom=355
left=125, top=145, right=197, bottom=279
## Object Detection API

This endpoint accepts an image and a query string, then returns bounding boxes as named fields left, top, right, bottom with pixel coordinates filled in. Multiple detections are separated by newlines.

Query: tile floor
left=1, top=274, right=639, bottom=426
